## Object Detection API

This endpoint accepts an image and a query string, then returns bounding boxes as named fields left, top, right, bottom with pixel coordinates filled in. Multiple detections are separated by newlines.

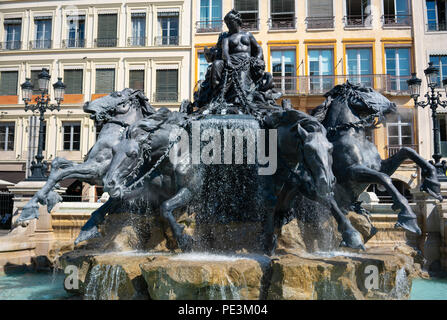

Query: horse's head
left=83, top=88, right=155, bottom=125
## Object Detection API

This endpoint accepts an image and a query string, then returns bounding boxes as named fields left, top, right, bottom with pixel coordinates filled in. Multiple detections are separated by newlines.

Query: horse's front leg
left=348, top=164, right=421, bottom=235
left=380, top=147, right=442, bottom=201
left=160, top=187, right=194, bottom=251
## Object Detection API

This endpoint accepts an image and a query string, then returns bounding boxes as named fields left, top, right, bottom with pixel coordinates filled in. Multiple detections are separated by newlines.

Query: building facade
left=0, top=0, right=192, bottom=201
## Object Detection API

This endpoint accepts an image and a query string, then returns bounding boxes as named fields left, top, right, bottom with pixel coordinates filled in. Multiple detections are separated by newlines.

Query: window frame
left=0, top=122, right=15, bottom=151
left=62, top=122, right=81, bottom=151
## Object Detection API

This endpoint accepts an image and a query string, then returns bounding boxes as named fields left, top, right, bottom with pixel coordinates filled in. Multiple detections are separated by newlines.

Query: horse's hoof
left=17, top=201, right=40, bottom=223
left=75, top=226, right=101, bottom=245
left=340, top=230, right=365, bottom=250
left=395, top=217, right=421, bottom=235
left=178, top=234, right=194, bottom=252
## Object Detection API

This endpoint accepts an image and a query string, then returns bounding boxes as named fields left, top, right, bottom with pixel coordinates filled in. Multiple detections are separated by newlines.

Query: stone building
left=0, top=0, right=192, bottom=210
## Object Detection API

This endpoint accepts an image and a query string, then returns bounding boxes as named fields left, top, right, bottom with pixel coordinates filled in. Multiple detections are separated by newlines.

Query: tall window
left=157, top=12, right=179, bottom=45
left=383, top=0, right=411, bottom=25
left=64, top=70, right=83, bottom=94
left=0, top=71, right=18, bottom=96
left=198, top=53, right=210, bottom=81
left=198, top=0, right=222, bottom=32
left=63, top=122, right=81, bottom=151
left=306, top=0, right=334, bottom=29
left=4, top=19, right=21, bottom=50
left=308, top=49, right=334, bottom=93
left=155, top=69, right=178, bottom=102
left=129, top=70, right=144, bottom=91
left=345, top=0, right=371, bottom=27
left=235, top=0, right=259, bottom=30
left=346, top=48, right=373, bottom=87
left=429, top=55, right=447, bottom=87
left=67, top=15, right=85, bottom=48
left=95, top=69, right=115, bottom=94
left=427, top=0, right=447, bottom=31
left=131, top=13, right=146, bottom=46
left=387, top=109, right=414, bottom=154
left=270, top=0, right=295, bottom=30
left=96, top=14, right=117, bottom=47
left=385, top=48, right=411, bottom=91
left=271, top=50, right=296, bottom=93
left=0, top=122, right=14, bottom=151
left=34, top=17, right=52, bottom=49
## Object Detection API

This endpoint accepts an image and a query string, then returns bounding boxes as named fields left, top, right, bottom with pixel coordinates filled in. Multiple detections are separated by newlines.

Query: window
left=95, top=69, right=115, bottom=94
left=31, top=70, right=41, bottom=95
left=385, top=48, right=411, bottom=91
left=64, top=70, right=83, bottom=94
left=0, top=71, right=18, bottom=96
left=131, top=13, right=146, bottom=46
left=346, top=48, right=373, bottom=87
left=306, top=0, right=334, bottom=29
left=198, top=0, right=222, bottom=32
left=383, top=0, right=411, bottom=25
left=271, top=49, right=296, bottom=93
left=198, top=53, right=210, bottom=81
left=308, top=49, right=334, bottom=93
left=63, top=122, right=81, bottom=151
left=4, top=19, right=21, bottom=50
left=270, top=0, right=295, bottom=30
left=96, top=14, right=117, bottom=47
left=129, top=70, right=144, bottom=91
left=67, top=15, right=85, bottom=48
left=439, top=114, right=447, bottom=157
left=235, top=0, right=259, bottom=30
left=155, top=69, right=178, bottom=102
left=427, top=0, right=447, bottom=31
left=0, top=122, right=14, bottom=151
left=345, top=0, right=371, bottom=27
left=429, top=55, right=447, bottom=87
left=157, top=12, right=179, bottom=45
left=34, top=17, right=52, bottom=49
left=387, top=108, right=414, bottom=152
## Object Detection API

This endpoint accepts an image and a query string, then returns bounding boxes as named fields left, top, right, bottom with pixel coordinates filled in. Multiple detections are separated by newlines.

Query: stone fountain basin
left=59, top=247, right=418, bottom=300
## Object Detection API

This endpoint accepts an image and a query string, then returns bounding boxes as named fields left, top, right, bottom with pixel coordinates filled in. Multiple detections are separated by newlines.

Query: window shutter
left=308, top=0, right=333, bottom=17
left=156, top=69, right=178, bottom=101
left=95, top=69, right=115, bottom=94
left=64, top=70, right=83, bottom=94
left=129, top=70, right=144, bottom=91
left=271, top=0, right=294, bottom=14
left=0, top=71, right=18, bottom=95
left=97, top=14, right=117, bottom=39
left=31, top=70, right=40, bottom=94
left=235, top=0, right=258, bottom=12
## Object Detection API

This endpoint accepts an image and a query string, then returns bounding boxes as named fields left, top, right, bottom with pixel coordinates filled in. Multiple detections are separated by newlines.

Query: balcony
left=344, top=15, right=372, bottom=28
left=0, top=41, right=21, bottom=50
left=382, top=14, right=412, bottom=27
left=154, top=92, right=178, bottom=103
left=305, top=16, right=335, bottom=30
left=62, top=39, right=85, bottom=48
left=196, top=20, right=223, bottom=33
left=427, top=23, right=447, bottom=31
left=128, top=37, right=146, bottom=47
left=154, top=36, right=179, bottom=46
left=268, top=17, right=297, bottom=30
left=241, top=19, right=259, bottom=31
left=387, top=144, right=418, bottom=157
left=94, top=38, right=117, bottom=48
left=273, top=74, right=412, bottom=96
left=30, top=39, right=52, bottom=49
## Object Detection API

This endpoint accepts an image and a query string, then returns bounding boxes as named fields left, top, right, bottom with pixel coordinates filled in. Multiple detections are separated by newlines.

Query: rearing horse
left=311, top=82, right=442, bottom=236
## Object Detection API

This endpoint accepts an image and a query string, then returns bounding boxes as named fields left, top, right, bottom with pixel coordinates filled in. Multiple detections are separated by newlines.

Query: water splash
left=84, top=265, right=125, bottom=300
left=390, top=267, right=410, bottom=300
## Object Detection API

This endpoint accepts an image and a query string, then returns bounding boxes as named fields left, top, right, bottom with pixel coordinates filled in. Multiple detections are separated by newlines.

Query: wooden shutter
left=308, top=0, right=333, bottom=17
left=64, top=70, right=83, bottom=94
left=129, top=70, right=144, bottom=91
left=0, top=71, right=18, bottom=95
left=235, top=0, right=258, bottom=12
left=271, top=0, right=294, bottom=14
left=95, top=69, right=115, bottom=94
left=97, top=14, right=117, bottom=39
left=156, top=69, right=178, bottom=101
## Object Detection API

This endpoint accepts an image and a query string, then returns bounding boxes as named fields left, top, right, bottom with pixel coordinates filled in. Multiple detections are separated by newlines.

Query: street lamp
left=407, top=62, right=447, bottom=181
left=21, top=68, right=65, bottom=181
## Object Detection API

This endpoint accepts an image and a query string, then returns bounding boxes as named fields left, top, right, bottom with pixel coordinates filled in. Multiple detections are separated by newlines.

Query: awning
left=0, top=171, right=25, bottom=184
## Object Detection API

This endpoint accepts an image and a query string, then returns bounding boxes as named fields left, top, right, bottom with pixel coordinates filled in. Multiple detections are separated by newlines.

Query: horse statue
left=16, top=89, right=155, bottom=225
left=311, top=82, right=442, bottom=236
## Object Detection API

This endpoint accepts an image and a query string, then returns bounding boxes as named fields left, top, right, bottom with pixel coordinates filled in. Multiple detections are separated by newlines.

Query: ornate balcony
left=344, top=15, right=372, bottom=28
left=387, top=144, right=418, bottom=157
left=305, top=16, right=335, bottom=29
left=62, top=39, right=85, bottom=48
left=154, top=36, right=179, bottom=46
left=382, top=14, right=412, bottom=27
left=0, top=40, right=21, bottom=50
left=196, top=20, right=223, bottom=33
left=268, top=17, right=297, bottom=30
left=30, top=39, right=52, bottom=49
left=154, top=92, right=178, bottom=103
left=94, top=38, right=117, bottom=48
left=127, top=37, right=146, bottom=47
left=241, top=19, right=259, bottom=31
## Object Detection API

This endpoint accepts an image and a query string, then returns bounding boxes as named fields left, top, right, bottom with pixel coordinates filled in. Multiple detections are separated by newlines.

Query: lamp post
left=21, top=68, right=65, bottom=181
left=407, top=62, right=447, bottom=181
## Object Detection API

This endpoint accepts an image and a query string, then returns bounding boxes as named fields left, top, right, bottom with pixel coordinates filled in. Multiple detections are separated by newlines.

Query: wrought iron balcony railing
left=196, top=20, right=224, bottom=33
left=30, top=39, right=52, bottom=49
left=94, top=38, right=118, bottom=48
left=62, top=39, right=85, bottom=48
left=344, top=15, right=372, bottom=28
left=0, top=40, right=21, bottom=50
left=427, top=22, right=447, bottom=31
left=268, top=17, right=297, bottom=30
left=154, top=36, right=179, bottom=46
left=241, top=19, right=259, bottom=31
left=154, top=92, right=179, bottom=102
left=305, top=16, right=335, bottom=29
left=382, top=14, right=412, bottom=27
left=387, top=144, right=418, bottom=157
left=127, top=37, right=146, bottom=47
